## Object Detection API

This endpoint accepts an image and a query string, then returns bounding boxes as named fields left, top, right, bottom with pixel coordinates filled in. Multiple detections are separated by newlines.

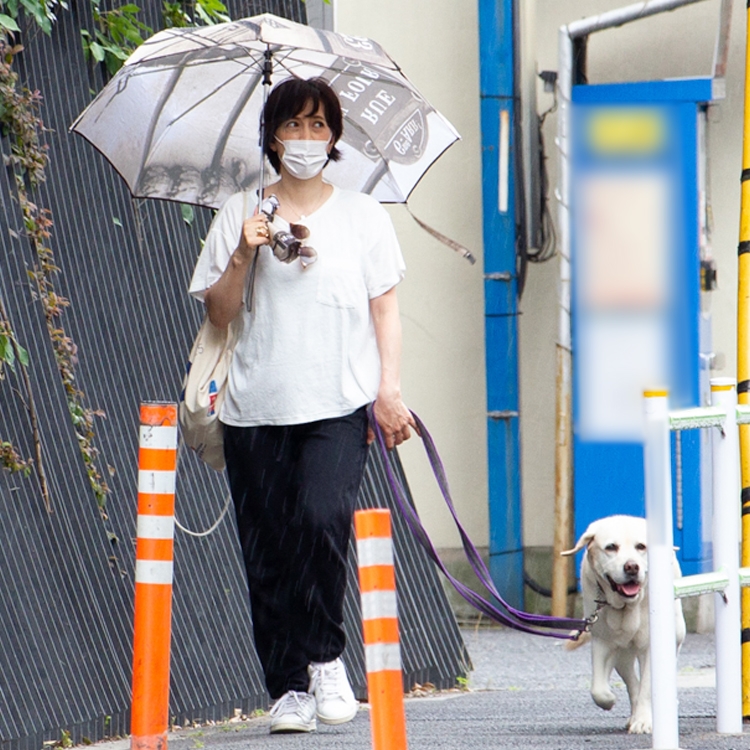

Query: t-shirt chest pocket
left=316, top=258, right=362, bottom=309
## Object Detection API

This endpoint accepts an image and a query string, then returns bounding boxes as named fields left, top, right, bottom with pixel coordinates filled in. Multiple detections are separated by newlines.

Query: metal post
left=643, top=390, right=680, bottom=750
left=710, top=379, right=743, bottom=734
left=551, top=26, right=575, bottom=619
left=737, top=0, right=750, bottom=718
left=478, top=0, right=524, bottom=608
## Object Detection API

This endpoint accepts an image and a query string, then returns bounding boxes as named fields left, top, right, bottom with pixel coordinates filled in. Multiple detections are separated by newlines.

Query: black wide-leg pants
left=223, top=407, right=369, bottom=699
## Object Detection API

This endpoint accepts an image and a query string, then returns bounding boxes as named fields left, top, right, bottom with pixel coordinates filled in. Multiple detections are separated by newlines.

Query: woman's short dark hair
left=261, top=77, right=344, bottom=173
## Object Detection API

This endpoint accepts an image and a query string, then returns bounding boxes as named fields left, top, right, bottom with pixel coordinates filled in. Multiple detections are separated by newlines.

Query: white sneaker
left=308, top=657, right=358, bottom=725
left=269, top=690, right=317, bottom=733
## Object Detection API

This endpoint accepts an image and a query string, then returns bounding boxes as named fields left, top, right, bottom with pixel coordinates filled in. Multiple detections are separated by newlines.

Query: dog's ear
left=560, top=521, right=599, bottom=556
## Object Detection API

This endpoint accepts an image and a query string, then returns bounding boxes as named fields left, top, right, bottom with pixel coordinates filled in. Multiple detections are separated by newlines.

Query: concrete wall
left=334, top=0, right=744, bottom=554
left=335, top=0, right=490, bottom=549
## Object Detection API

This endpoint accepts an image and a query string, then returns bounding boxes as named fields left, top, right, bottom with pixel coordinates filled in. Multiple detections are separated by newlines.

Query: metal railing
left=644, top=378, right=745, bottom=747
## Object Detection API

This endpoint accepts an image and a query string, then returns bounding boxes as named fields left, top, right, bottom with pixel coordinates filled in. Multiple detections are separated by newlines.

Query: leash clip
left=582, top=598, right=608, bottom=632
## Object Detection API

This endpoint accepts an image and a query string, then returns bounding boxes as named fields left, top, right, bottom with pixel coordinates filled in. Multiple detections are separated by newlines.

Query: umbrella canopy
left=70, top=13, right=460, bottom=210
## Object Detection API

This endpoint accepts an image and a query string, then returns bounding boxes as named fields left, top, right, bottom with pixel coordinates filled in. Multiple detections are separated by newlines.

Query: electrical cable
left=516, top=88, right=558, bottom=298
left=523, top=570, right=578, bottom=598
left=527, top=94, right=558, bottom=265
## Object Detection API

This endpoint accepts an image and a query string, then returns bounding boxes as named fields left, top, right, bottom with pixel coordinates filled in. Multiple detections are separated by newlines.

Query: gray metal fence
left=0, top=3, right=468, bottom=748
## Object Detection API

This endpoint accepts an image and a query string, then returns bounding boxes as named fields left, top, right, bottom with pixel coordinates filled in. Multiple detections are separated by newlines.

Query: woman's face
left=272, top=100, right=333, bottom=155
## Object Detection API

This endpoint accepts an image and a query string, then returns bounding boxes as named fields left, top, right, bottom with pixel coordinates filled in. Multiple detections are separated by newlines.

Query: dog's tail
left=564, top=630, right=591, bottom=651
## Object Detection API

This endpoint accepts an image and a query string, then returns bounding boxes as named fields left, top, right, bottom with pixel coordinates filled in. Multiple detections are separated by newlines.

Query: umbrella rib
left=135, top=63, right=186, bottom=194
left=135, top=52, right=267, bottom=190
left=153, top=55, right=264, bottom=127
left=131, top=21, right=262, bottom=64
left=209, top=67, right=264, bottom=174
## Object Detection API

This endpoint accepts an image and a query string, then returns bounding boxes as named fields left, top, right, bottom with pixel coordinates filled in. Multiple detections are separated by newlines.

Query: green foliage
left=81, top=2, right=152, bottom=75
left=164, top=0, right=229, bottom=28
left=0, top=328, right=29, bottom=374
left=1, top=0, right=240, bottom=506
left=0, top=313, right=33, bottom=477
left=48, top=729, right=73, bottom=749
left=0, top=50, right=47, bottom=185
left=0, top=0, right=68, bottom=37
left=181, top=203, right=194, bottom=225
left=0, top=40, right=109, bottom=511
left=0, top=440, right=32, bottom=475
left=0, top=13, right=20, bottom=34
left=80, top=1, right=231, bottom=76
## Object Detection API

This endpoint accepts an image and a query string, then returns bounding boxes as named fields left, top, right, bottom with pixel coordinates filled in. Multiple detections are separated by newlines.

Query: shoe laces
left=312, top=661, right=345, bottom=697
left=270, top=690, right=310, bottom=716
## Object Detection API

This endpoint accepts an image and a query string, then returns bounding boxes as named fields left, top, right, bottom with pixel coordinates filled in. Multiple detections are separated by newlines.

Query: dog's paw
left=591, top=688, right=616, bottom=711
left=627, top=713, right=652, bottom=734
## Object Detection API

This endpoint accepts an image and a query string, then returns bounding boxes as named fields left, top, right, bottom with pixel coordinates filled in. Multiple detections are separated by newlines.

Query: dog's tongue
left=618, top=581, right=641, bottom=597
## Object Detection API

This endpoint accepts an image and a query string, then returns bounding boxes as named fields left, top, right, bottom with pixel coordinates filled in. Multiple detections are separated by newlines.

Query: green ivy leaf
left=16, top=344, right=29, bottom=367
left=180, top=203, right=194, bottom=226
left=112, top=217, right=123, bottom=228
left=0, top=336, right=16, bottom=370
left=122, top=27, right=146, bottom=46
left=195, top=0, right=230, bottom=25
left=89, top=41, right=105, bottom=62
left=19, top=0, right=51, bottom=34
left=198, top=0, right=229, bottom=15
left=0, top=13, right=21, bottom=32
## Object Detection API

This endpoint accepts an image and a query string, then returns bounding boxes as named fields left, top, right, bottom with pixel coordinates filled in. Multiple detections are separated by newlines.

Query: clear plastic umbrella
left=70, top=13, right=460, bottom=210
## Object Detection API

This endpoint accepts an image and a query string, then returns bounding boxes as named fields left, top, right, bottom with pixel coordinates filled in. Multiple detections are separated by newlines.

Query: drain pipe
left=478, top=0, right=524, bottom=609
left=552, top=0, right=717, bottom=619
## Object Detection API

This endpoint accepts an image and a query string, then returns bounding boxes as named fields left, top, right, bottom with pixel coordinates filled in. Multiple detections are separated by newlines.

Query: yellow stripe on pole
left=737, top=1, right=750, bottom=720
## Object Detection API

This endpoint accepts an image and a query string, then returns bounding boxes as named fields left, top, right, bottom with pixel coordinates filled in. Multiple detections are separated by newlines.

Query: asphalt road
left=96, top=627, right=748, bottom=750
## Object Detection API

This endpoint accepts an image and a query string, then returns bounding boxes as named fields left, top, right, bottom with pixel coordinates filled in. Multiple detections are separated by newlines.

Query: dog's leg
left=627, top=649, right=652, bottom=734
left=615, top=654, right=638, bottom=712
left=614, top=653, right=641, bottom=732
left=590, top=638, right=617, bottom=710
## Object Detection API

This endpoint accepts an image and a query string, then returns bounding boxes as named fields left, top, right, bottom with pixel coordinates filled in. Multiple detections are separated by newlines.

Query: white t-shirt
left=188, top=185, right=405, bottom=427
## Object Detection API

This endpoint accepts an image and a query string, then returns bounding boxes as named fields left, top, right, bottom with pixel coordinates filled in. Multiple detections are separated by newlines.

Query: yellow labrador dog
left=562, top=515, right=686, bottom=734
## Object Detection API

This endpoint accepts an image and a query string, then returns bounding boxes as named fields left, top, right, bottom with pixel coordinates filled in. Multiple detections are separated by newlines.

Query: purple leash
left=368, top=405, right=591, bottom=640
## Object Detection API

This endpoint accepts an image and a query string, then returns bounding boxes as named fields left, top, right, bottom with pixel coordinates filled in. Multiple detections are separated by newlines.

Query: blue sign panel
left=571, top=79, right=712, bottom=575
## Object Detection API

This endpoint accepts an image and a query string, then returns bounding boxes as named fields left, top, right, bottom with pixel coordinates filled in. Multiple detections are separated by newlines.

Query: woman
left=188, top=77, right=415, bottom=734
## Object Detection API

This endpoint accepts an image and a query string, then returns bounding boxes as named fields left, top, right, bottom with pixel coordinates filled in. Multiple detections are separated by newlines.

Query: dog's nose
left=624, top=560, right=640, bottom=576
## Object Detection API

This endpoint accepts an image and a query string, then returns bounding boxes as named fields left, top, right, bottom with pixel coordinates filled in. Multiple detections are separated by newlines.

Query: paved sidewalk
left=100, top=627, right=747, bottom=750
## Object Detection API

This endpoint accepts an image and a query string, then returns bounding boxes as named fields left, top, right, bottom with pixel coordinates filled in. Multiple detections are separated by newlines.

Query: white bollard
left=709, top=378, right=743, bottom=734
left=643, top=389, right=680, bottom=750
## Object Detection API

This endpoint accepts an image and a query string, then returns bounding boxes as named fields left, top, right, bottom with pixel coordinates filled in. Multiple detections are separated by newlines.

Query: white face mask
left=275, top=137, right=330, bottom=180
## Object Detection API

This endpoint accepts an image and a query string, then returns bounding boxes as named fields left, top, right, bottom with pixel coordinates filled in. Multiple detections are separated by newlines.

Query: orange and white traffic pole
left=354, top=509, right=408, bottom=750
left=131, top=402, right=178, bottom=750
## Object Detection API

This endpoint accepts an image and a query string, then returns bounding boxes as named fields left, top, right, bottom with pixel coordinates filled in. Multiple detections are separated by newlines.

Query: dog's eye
left=635, top=543, right=646, bottom=552
left=605, top=543, right=618, bottom=552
